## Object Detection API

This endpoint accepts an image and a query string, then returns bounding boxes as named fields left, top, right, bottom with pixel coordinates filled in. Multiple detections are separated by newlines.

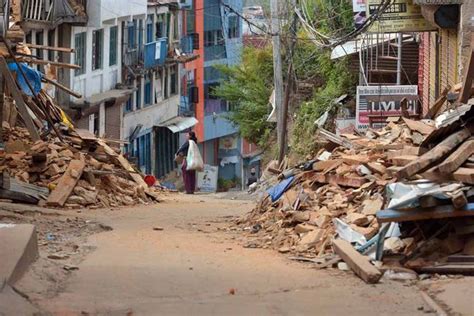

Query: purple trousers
left=182, top=160, right=196, bottom=194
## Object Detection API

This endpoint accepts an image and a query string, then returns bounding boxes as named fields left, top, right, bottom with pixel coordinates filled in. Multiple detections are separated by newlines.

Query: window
left=186, top=10, right=195, bottom=34
left=135, top=80, right=142, bottom=110
left=146, top=15, right=154, bottom=44
left=128, top=20, right=137, bottom=49
left=144, top=75, right=152, bottom=106
left=204, top=30, right=224, bottom=47
left=125, top=96, right=133, bottom=113
left=228, top=15, right=239, bottom=39
left=138, top=19, right=144, bottom=52
left=156, top=15, right=165, bottom=39
left=92, top=29, right=104, bottom=70
left=170, top=66, right=178, bottom=95
left=74, top=32, right=86, bottom=76
left=35, top=31, right=44, bottom=71
left=47, top=30, right=55, bottom=61
left=109, top=26, right=118, bottom=66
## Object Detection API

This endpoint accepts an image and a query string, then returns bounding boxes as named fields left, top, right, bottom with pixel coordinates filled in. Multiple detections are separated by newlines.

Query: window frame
left=92, top=29, right=104, bottom=71
left=109, top=26, right=118, bottom=66
left=74, top=32, right=86, bottom=76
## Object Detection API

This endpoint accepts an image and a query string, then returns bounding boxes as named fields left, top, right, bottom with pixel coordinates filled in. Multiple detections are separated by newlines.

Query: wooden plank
left=453, top=167, right=474, bottom=184
left=312, top=159, right=342, bottom=172
left=318, top=128, right=355, bottom=149
left=42, top=77, right=82, bottom=99
left=439, top=139, right=474, bottom=174
left=1, top=172, right=49, bottom=200
left=0, top=57, right=40, bottom=141
left=418, top=264, right=474, bottom=275
left=0, top=188, right=38, bottom=204
left=97, top=140, right=148, bottom=189
left=391, top=155, right=419, bottom=166
left=332, top=239, right=382, bottom=284
left=451, top=190, right=468, bottom=209
left=312, top=173, right=367, bottom=188
left=25, top=43, right=75, bottom=53
left=397, top=128, right=471, bottom=179
left=459, top=44, right=474, bottom=103
left=425, top=87, right=450, bottom=119
left=46, top=160, right=85, bottom=207
left=377, top=203, right=474, bottom=223
left=402, top=117, right=435, bottom=135
left=75, top=129, right=98, bottom=141
left=17, top=57, right=81, bottom=69
left=340, top=155, right=369, bottom=165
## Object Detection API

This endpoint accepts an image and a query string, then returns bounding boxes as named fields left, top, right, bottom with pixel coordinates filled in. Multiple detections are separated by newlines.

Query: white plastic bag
left=186, top=140, right=204, bottom=171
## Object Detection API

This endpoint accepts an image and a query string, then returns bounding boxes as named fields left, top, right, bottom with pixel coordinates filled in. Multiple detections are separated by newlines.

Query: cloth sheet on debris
left=8, top=62, right=43, bottom=96
left=267, top=176, right=295, bottom=202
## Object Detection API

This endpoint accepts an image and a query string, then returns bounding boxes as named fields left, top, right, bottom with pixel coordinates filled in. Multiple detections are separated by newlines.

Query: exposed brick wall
left=105, top=102, right=122, bottom=140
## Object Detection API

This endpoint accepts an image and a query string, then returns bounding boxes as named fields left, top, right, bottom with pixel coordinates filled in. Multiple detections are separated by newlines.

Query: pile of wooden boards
left=0, top=126, right=160, bottom=208
left=237, top=115, right=474, bottom=281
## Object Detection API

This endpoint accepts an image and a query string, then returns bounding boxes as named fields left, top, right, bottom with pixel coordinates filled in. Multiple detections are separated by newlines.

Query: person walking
left=176, top=131, right=198, bottom=194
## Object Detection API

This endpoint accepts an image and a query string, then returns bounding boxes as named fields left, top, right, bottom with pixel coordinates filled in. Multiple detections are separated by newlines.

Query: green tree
left=212, top=46, right=274, bottom=146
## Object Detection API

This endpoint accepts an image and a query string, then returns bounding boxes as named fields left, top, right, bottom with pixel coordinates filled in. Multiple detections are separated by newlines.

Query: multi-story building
left=183, top=0, right=246, bottom=186
left=121, top=0, right=198, bottom=177
left=21, top=0, right=148, bottom=141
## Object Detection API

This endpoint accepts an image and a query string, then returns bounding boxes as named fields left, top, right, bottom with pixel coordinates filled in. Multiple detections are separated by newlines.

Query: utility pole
left=270, top=0, right=284, bottom=160
left=278, top=0, right=298, bottom=164
left=396, top=32, right=402, bottom=85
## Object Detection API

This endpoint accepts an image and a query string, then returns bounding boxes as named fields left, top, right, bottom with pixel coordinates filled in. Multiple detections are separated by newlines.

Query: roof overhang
left=158, top=116, right=198, bottom=133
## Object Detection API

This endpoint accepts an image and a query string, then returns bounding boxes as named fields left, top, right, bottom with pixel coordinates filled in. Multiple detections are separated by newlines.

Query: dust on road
left=4, top=194, right=452, bottom=315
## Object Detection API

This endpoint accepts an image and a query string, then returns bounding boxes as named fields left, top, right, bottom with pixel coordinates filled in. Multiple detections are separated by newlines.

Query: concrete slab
left=0, top=285, right=39, bottom=315
left=0, top=223, right=38, bottom=285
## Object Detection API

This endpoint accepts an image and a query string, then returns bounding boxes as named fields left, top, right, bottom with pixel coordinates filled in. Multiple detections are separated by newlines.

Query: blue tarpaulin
left=267, top=176, right=295, bottom=202
left=8, top=63, right=43, bottom=96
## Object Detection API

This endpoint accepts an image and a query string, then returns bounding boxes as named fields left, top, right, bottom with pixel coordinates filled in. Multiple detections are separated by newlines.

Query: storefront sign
left=197, top=164, right=218, bottom=192
left=356, top=85, right=418, bottom=131
left=414, top=0, right=463, bottom=4
left=367, top=0, right=436, bottom=32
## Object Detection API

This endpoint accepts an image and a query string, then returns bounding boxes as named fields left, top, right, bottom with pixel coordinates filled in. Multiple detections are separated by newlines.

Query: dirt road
left=11, top=194, right=444, bottom=315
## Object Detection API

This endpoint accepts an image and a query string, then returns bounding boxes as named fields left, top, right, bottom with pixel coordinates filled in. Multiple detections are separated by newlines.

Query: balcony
left=22, top=0, right=88, bottom=28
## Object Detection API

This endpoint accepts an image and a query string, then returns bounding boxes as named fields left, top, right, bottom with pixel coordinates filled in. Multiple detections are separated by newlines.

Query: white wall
left=71, top=24, right=122, bottom=99
left=88, top=0, right=148, bottom=27
left=123, top=95, right=180, bottom=139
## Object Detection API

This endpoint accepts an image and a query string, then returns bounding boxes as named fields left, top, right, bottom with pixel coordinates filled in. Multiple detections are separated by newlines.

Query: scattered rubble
left=237, top=97, right=474, bottom=282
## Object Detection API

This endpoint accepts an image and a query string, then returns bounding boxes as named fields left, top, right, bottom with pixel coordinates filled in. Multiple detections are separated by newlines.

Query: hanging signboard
left=356, top=85, right=418, bottom=131
left=367, top=0, right=436, bottom=32
left=197, top=164, right=218, bottom=193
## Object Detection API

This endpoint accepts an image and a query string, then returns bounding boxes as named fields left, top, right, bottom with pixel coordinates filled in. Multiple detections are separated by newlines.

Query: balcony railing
left=22, top=0, right=87, bottom=25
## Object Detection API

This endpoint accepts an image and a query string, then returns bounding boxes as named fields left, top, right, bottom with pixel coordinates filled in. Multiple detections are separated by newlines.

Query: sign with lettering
left=356, top=85, right=418, bottom=131
left=414, top=0, right=463, bottom=4
left=367, top=0, right=436, bottom=32
left=197, top=164, right=218, bottom=192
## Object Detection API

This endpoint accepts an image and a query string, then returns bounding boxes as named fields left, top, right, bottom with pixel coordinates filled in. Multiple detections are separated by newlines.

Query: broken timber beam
left=0, top=57, right=40, bottom=141
left=332, top=239, right=382, bottom=284
left=46, top=159, right=85, bottom=207
left=377, top=203, right=474, bottom=223
left=425, top=87, right=450, bottom=119
left=24, top=43, right=75, bottom=53
left=459, top=40, right=474, bottom=104
left=438, top=139, right=474, bottom=174
left=453, top=167, right=474, bottom=184
left=397, top=128, right=471, bottom=179
left=18, top=57, right=81, bottom=70
left=312, top=173, right=367, bottom=188
left=318, top=128, right=356, bottom=149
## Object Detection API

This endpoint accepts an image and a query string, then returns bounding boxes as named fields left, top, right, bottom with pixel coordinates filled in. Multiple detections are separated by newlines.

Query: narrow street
left=13, top=194, right=435, bottom=315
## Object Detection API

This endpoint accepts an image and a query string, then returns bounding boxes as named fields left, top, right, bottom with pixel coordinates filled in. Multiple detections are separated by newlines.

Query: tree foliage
left=212, top=46, right=274, bottom=146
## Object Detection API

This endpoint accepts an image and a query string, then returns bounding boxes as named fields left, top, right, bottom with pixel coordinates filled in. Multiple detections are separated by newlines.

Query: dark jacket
left=176, top=140, right=190, bottom=156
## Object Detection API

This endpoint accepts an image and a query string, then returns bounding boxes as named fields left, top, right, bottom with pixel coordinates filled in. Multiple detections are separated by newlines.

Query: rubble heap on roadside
left=238, top=101, right=474, bottom=279
left=0, top=125, right=161, bottom=208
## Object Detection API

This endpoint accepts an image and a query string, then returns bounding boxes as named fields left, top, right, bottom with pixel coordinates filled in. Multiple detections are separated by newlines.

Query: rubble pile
left=0, top=126, right=160, bottom=208
left=238, top=109, right=474, bottom=280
